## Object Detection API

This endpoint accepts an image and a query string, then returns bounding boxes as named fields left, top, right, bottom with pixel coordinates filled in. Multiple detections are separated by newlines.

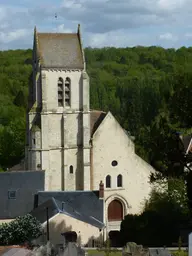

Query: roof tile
left=36, top=32, right=84, bottom=69
left=90, top=110, right=106, bottom=137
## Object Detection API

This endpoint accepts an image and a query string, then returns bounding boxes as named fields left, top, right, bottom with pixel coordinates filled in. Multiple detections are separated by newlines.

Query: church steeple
left=26, top=25, right=90, bottom=191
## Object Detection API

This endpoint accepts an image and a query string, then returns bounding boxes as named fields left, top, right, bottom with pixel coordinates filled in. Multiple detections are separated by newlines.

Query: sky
left=0, top=0, right=192, bottom=50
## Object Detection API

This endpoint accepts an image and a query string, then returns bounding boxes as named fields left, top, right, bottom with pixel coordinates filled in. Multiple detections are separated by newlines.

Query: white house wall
left=41, top=213, right=103, bottom=247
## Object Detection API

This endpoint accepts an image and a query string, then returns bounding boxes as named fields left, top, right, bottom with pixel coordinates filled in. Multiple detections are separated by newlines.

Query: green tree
left=0, top=214, right=42, bottom=245
left=120, top=178, right=190, bottom=246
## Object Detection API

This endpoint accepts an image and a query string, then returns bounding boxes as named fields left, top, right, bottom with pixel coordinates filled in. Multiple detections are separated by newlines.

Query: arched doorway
left=108, top=200, right=123, bottom=221
left=109, top=231, right=122, bottom=247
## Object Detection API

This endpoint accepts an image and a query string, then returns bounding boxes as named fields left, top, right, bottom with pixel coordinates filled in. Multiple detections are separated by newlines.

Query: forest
left=0, top=46, right=192, bottom=178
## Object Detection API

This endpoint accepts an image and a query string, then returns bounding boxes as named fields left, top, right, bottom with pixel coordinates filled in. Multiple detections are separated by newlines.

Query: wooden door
left=108, top=200, right=123, bottom=221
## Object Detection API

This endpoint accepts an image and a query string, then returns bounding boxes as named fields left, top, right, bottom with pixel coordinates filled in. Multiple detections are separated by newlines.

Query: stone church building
left=22, top=25, right=156, bottom=243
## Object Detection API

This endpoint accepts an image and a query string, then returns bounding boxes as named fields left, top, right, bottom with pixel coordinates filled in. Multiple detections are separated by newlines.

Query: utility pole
left=46, top=207, right=50, bottom=241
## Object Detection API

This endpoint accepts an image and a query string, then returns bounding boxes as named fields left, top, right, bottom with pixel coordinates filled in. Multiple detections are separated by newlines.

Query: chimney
left=99, top=181, right=104, bottom=199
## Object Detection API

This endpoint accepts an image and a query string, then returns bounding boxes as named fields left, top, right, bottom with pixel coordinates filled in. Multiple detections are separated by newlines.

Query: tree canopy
left=120, top=178, right=191, bottom=246
left=0, top=214, right=42, bottom=245
left=1, top=46, right=192, bottom=178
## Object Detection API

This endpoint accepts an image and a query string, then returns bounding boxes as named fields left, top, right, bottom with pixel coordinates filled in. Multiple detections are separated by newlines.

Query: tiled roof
left=90, top=110, right=107, bottom=137
left=35, top=191, right=104, bottom=226
left=36, top=32, right=84, bottom=69
left=0, top=171, right=45, bottom=219
left=31, top=193, right=104, bottom=229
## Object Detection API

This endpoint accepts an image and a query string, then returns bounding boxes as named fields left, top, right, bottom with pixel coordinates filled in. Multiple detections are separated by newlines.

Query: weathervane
left=54, top=13, right=58, bottom=33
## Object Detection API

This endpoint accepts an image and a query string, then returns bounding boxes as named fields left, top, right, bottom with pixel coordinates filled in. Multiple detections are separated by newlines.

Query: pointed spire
left=77, top=24, right=81, bottom=35
left=77, top=23, right=85, bottom=70
left=34, top=26, right=37, bottom=35
left=34, top=26, right=38, bottom=47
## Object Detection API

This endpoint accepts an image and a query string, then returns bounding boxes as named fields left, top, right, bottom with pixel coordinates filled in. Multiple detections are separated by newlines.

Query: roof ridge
left=37, top=32, right=77, bottom=35
left=90, top=109, right=106, bottom=113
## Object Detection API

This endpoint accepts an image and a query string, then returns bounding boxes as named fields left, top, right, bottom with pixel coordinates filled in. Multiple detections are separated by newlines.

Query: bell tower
left=25, top=25, right=91, bottom=191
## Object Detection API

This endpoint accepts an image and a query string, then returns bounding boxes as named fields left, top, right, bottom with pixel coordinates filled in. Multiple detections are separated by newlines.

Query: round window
left=111, top=160, right=118, bottom=167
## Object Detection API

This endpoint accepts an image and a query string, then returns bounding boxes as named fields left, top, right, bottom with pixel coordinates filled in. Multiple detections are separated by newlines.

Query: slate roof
left=90, top=110, right=107, bottom=137
left=32, top=191, right=104, bottom=229
left=36, top=32, right=84, bottom=69
left=0, top=171, right=45, bottom=219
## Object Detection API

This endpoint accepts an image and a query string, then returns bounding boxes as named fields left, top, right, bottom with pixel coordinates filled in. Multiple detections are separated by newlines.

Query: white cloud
left=157, top=0, right=186, bottom=10
left=0, top=0, right=191, bottom=49
left=53, top=24, right=73, bottom=33
left=0, top=6, right=6, bottom=22
left=159, top=33, right=177, bottom=41
left=185, top=33, right=192, bottom=38
left=86, top=30, right=156, bottom=48
left=0, top=29, right=29, bottom=44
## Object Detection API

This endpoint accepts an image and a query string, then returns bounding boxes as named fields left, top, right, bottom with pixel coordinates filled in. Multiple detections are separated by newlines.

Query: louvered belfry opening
left=58, top=77, right=63, bottom=106
left=65, top=77, right=71, bottom=107
left=108, top=200, right=123, bottom=221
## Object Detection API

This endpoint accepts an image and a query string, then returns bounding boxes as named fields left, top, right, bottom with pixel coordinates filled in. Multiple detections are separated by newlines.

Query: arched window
left=58, top=77, right=63, bottom=106
left=117, top=174, right=122, bottom=187
left=65, top=77, right=71, bottom=107
left=106, top=175, right=111, bottom=188
left=69, top=165, right=73, bottom=174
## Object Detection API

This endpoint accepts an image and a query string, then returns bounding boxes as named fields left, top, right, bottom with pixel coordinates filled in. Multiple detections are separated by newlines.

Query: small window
left=33, top=138, right=36, bottom=145
left=69, top=165, right=73, bottom=174
left=106, top=175, right=111, bottom=188
left=117, top=174, right=123, bottom=187
left=8, top=190, right=16, bottom=199
left=62, top=202, right=65, bottom=211
left=111, top=160, right=118, bottom=167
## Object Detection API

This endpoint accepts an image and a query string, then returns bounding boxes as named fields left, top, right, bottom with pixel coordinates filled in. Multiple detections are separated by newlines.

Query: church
left=25, top=24, right=156, bottom=239
left=0, top=25, right=157, bottom=247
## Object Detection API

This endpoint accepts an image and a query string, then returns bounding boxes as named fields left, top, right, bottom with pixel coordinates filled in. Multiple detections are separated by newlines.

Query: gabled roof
left=90, top=110, right=107, bottom=137
left=182, top=135, right=192, bottom=153
left=31, top=193, right=104, bottom=229
left=35, top=191, right=104, bottom=226
left=35, top=25, right=84, bottom=69
left=0, top=171, right=45, bottom=219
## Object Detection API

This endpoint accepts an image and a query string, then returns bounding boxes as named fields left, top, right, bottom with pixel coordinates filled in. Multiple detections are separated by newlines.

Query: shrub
left=0, top=214, right=43, bottom=245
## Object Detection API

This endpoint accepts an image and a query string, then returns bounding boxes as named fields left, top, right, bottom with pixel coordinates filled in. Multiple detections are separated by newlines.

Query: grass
left=87, top=249, right=122, bottom=256
left=87, top=249, right=188, bottom=256
left=171, top=251, right=188, bottom=256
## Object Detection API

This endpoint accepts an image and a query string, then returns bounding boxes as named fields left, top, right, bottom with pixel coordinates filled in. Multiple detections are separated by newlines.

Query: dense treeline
left=1, top=46, right=192, bottom=177
left=86, top=46, right=192, bottom=179
left=0, top=50, right=31, bottom=169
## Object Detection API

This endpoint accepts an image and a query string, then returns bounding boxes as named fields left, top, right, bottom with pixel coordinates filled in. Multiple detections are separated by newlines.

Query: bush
left=172, top=251, right=188, bottom=256
left=120, top=178, right=191, bottom=246
left=0, top=214, right=43, bottom=245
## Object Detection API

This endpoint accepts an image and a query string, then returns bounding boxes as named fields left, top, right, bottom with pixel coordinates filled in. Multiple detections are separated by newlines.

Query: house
left=0, top=171, right=105, bottom=247
left=30, top=186, right=105, bottom=247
